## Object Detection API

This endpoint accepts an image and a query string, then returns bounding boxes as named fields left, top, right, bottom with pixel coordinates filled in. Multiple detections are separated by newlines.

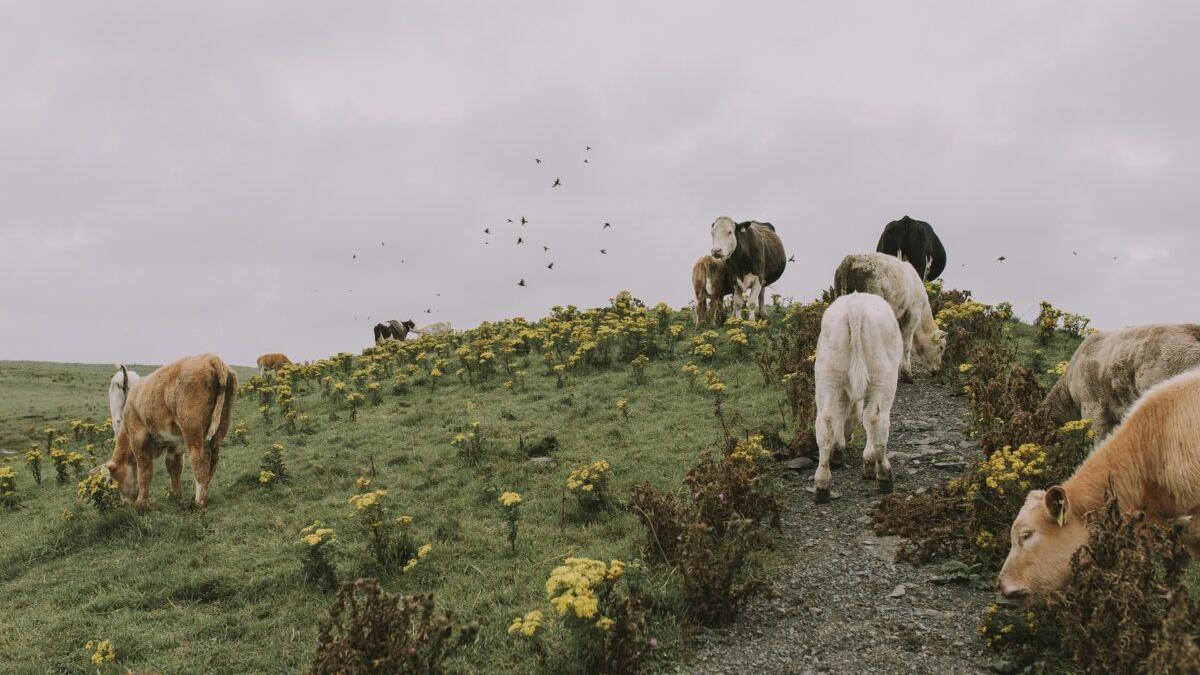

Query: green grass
left=0, top=328, right=786, bottom=674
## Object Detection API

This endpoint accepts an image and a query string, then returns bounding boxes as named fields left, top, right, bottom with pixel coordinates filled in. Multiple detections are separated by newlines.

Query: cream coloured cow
left=107, top=365, right=140, bottom=440
left=833, top=252, right=945, bottom=382
left=813, top=292, right=903, bottom=503
left=998, top=367, right=1200, bottom=596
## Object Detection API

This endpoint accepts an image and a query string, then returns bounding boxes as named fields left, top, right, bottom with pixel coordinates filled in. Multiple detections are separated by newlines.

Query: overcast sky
left=2, top=1, right=1198, bottom=366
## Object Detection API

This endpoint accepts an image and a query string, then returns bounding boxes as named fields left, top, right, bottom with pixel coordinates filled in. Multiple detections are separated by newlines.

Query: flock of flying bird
left=480, top=146, right=613, bottom=289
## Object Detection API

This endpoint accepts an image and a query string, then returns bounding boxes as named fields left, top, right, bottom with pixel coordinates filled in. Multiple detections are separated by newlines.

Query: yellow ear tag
left=1056, top=510, right=1067, bottom=527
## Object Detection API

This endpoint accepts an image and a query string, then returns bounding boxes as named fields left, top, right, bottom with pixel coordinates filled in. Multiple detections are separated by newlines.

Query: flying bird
left=352, top=254, right=356, bottom=259
left=547, top=262, right=554, bottom=270
left=600, top=249, right=607, bottom=255
left=586, top=146, right=591, bottom=151
left=543, top=246, right=550, bottom=252
left=583, top=159, right=589, bottom=164
left=997, top=256, right=1007, bottom=262
left=425, top=308, right=432, bottom=314
left=602, top=222, right=611, bottom=229
left=507, top=218, right=514, bottom=223
left=788, top=255, right=796, bottom=263
left=520, top=217, right=527, bottom=225
left=1072, top=251, right=1078, bottom=256
left=552, top=178, right=561, bottom=188
left=381, top=242, right=385, bottom=247
left=484, top=228, right=490, bottom=234
left=535, top=158, right=541, bottom=164
left=518, top=278, right=526, bottom=287
left=517, top=237, right=524, bottom=245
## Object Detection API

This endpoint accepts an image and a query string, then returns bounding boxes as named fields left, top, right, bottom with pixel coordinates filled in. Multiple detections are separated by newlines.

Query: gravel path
left=684, top=377, right=1001, bottom=675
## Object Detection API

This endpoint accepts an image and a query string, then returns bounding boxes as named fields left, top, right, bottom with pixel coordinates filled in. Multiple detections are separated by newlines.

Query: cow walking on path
left=813, top=292, right=903, bottom=503
left=709, top=217, right=786, bottom=320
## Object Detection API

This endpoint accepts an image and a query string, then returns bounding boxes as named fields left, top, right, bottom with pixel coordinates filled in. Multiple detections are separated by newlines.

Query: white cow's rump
left=414, top=321, right=452, bottom=336
left=813, top=293, right=903, bottom=503
left=108, top=365, right=140, bottom=440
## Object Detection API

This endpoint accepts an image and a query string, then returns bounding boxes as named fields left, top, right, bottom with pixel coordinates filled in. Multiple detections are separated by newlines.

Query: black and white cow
left=875, top=216, right=946, bottom=282
left=709, top=217, right=787, bottom=320
left=373, top=319, right=415, bottom=343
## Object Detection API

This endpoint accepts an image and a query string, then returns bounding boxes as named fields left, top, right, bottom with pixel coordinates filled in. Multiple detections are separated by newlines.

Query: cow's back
left=753, top=223, right=787, bottom=286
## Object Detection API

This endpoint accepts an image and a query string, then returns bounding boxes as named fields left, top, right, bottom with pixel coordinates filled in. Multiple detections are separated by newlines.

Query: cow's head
left=996, top=486, right=1088, bottom=597
left=710, top=217, right=742, bottom=260
left=914, top=328, right=947, bottom=374
left=91, top=457, right=139, bottom=503
left=402, top=320, right=416, bottom=331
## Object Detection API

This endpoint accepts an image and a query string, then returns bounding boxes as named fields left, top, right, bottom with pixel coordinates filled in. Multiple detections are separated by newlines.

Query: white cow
left=833, top=252, right=945, bottom=382
left=414, top=321, right=452, bottom=336
left=108, top=365, right=140, bottom=440
left=813, top=293, right=903, bottom=503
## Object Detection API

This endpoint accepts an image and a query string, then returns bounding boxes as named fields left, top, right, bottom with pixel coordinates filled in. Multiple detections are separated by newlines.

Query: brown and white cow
left=692, top=255, right=734, bottom=327
left=997, top=366, right=1200, bottom=596
left=98, top=354, right=238, bottom=511
left=1042, top=323, right=1200, bottom=441
left=709, top=217, right=786, bottom=320
left=256, top=352, right=293, bottom=374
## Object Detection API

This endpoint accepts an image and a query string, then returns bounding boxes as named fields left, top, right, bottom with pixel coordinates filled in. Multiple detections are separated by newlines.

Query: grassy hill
left=0, top=291, right=1086, bottom=674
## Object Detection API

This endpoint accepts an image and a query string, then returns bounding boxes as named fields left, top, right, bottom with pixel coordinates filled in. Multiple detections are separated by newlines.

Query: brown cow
left=692, top=255, right=734, bottom=327
left=256, top=352, right=293, bottom=374
left=98, top=354, right=238, bottom=511
left=997, top=367, right=1200, bottom=596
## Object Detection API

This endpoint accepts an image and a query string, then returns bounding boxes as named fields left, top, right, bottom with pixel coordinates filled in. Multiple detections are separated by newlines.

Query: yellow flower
left=595, top=616, right=615, bottom=632
left=258, top=470, right=275, bottom=484
left=418, top=543, right=432, bottom=558
left=61, top=510, right=74, bottom=523
left=499, top=491, right=522, bottom=507
left=395, top=515, right=413, bottom=526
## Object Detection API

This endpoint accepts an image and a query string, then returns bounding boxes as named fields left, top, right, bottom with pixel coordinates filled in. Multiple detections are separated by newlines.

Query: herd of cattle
left=93, top=214, right=1200, bottom=602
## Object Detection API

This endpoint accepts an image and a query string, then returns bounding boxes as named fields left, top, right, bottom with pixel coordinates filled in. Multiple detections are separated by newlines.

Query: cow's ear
left=736, top=221, right=751, bottom=231
left=1045, top=486, right=1069, bottom=526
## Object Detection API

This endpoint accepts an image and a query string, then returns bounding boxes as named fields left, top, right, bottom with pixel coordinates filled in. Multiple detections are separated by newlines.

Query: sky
left=1, top=1, right=1198, bottom=366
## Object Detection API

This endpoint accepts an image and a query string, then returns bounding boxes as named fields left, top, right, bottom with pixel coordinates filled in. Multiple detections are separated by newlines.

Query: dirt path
left=684, top=377, right=1003, bottom=675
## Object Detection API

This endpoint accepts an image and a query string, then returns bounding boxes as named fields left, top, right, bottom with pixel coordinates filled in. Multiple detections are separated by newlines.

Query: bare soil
left=684, top=376, right=1006, bottom=675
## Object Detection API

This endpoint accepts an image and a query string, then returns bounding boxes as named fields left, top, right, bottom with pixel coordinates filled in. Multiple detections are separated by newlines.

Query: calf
left=107, top=365, right=140, bottom=441
left=374, top=319, right=415, bottom=343
left=833, top=252, right=945, bottom=381
left=415, top=321, right=452, bottom=336
left=256, top=352, right=293, bottom=374
left=813, top=292, right=903, bottom=503
left=98, top=354, right=238, bottom=511
left=1042, top=323, right=1200, bottom=441
left=875, top=215, right=946, bottom=281
left=709, top=217, right=787, bottom=320
left=998, top=367, right=1200, bottom=596
left=692, top=255, right=734, bottom=327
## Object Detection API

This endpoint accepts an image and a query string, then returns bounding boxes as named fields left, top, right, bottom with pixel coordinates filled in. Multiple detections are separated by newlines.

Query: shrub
left=451, top=423, right=486, bottom=465
left=49, top=447, right=70, bottom=485
left=773, top=300, right=825, bottom=453
left=566, top=460, right=612, bottom=515
left=260, top=443, right=288, bottom=483
left=77, top=472, right=122, bottom=514
left=982, top=495, right=1200, bottom=672
left=498, top=492, right=522, bottom=554
left=0, top=467, right=19, bottom=510
left=24, top=447, right=42, bottom=486
left=630, top=354, right=649, bottom=385
left=83, top=639, right=116, bottom=667
left=679, top=516, right=762, bottom=626
left=1036, top=301, right=1063, bottom=344
left=309, top=580, right=480, bottom=675
left=300, top=521, right=338, bottom=590
left=544, top=558, right=651, bottom=673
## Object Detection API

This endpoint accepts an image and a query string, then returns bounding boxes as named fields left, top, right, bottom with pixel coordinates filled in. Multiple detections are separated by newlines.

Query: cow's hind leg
left=864, top=386, right=896, bottom=493
left=165, top=448, right=183, bottom=501
left=814, top=393, right=846, bottom=503
left=184, top=432, right=214, bottom=508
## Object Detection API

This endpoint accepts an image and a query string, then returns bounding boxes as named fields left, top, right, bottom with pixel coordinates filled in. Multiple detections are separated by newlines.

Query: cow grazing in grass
left=1042, top=323, right=1200, bottom=441
left=813, top=292, right=903, bottom=503
left=833, top=252, right=945, bottom=382
left=709, top=217, right=786, bottom=320
left=97, top=354, right=237, bottom=511
left=876, top=215, right=946, bottom=282
left=256, top=352, right=293, bottom=374
left=998, top=367, right=1200, bottom=596
left=107, top=365, right=140, bottom=440
left=415, top=321, right=452, bottom=336
left=692, top=255, right=734, bottom=327
left=374, top=319, right=415, bottom=343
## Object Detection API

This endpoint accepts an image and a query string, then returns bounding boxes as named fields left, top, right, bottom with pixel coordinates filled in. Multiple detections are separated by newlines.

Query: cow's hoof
left=830, top=449, right=846, bottom=468
left=862, top=463, right=875, bottom=480
left=133, top=500, right=150, bottom=513
left=877, top=478, right=894, bottom=494
left=814, top=487, right=831, bottom=504
left=901, top=373, right=915, bottom=384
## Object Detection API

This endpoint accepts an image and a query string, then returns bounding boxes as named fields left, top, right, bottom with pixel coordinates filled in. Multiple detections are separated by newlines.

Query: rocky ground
left=684, top=376, right=1005, bottom=675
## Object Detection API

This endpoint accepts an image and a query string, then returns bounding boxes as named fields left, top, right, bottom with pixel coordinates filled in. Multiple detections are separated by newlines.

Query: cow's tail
left=118, top=364, right=130, bottom=395
left=846, top=307, right=869, bottom=403
left=206, top=367, right=236, bottom=442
